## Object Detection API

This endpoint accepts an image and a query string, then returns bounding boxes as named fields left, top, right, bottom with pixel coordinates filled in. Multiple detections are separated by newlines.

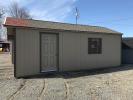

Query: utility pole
left=75, top=7, right=79, bottom=25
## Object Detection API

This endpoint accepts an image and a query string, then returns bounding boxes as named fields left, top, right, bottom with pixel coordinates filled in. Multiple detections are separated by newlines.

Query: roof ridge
left=5, top=17, right=122, bottom=34
left=6, top=17, right=109, bottom=28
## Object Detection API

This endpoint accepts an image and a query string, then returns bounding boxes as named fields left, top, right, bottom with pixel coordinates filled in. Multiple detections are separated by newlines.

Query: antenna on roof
left=75, top=7, right=80, bottom=25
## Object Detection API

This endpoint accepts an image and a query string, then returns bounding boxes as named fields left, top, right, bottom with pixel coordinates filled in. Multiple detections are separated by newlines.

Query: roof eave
left=4, top=25, right=122, bottom=36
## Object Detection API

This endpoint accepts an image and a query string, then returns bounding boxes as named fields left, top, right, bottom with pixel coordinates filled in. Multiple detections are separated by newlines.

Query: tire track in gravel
left=58, top=74, right=69, bottom=100
left=40, top=77, right=66, bottom=100
left=37, top=79, right=46, bottom=100
left=64, top=79, right=69, bottom=100
left=12, top=79, right=44, bottom=100
left=8, top=79, right=26, bottom=100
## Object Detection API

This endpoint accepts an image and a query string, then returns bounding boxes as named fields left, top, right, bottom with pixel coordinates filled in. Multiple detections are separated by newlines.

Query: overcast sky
left=1, top=0, right=133, bottom=37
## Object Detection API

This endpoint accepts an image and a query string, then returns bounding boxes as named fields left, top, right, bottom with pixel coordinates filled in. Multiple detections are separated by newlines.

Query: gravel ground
left=1, top=54, right=133, bottom=100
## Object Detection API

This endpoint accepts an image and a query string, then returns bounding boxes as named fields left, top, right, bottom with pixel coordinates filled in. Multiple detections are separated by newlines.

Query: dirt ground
left=0, top=54, right=133, bottom=100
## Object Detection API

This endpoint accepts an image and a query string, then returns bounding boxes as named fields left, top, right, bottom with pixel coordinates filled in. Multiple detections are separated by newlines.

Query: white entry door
left=41, top=33, right=58, bottom=72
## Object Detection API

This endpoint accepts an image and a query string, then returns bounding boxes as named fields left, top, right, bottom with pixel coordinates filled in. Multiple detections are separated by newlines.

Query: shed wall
left=60, top=32, right=121, bottom=71
left=15, top=28, right=121, bottom=77
left=16, top=29, right=40, bottom=77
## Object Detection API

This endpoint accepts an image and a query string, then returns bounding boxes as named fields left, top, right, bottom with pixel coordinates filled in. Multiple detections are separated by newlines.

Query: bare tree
left=0, top=7, right=5, bottom=18
left=9, top=2, right=31, bottom=19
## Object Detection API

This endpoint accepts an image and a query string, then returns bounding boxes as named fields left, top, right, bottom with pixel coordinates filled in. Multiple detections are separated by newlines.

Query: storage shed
left=4, top=17, right=122, bottom=77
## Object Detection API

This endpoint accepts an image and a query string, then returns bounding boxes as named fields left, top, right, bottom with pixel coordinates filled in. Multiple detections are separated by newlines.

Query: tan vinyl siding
left=60, top=32, right=81, bottom=71
left=60, top=32, right=121, bottom=71
left=14, top=28, right=121, bottom=77
left=16, top=28, right=40, bottom=77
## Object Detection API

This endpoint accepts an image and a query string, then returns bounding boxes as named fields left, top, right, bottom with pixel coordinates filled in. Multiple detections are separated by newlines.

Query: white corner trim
left=3, top=17, right=6, bottom=25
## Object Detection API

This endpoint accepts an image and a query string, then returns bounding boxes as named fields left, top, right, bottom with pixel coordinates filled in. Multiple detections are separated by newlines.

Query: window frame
left=88, top=38, right=102, bottom=54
